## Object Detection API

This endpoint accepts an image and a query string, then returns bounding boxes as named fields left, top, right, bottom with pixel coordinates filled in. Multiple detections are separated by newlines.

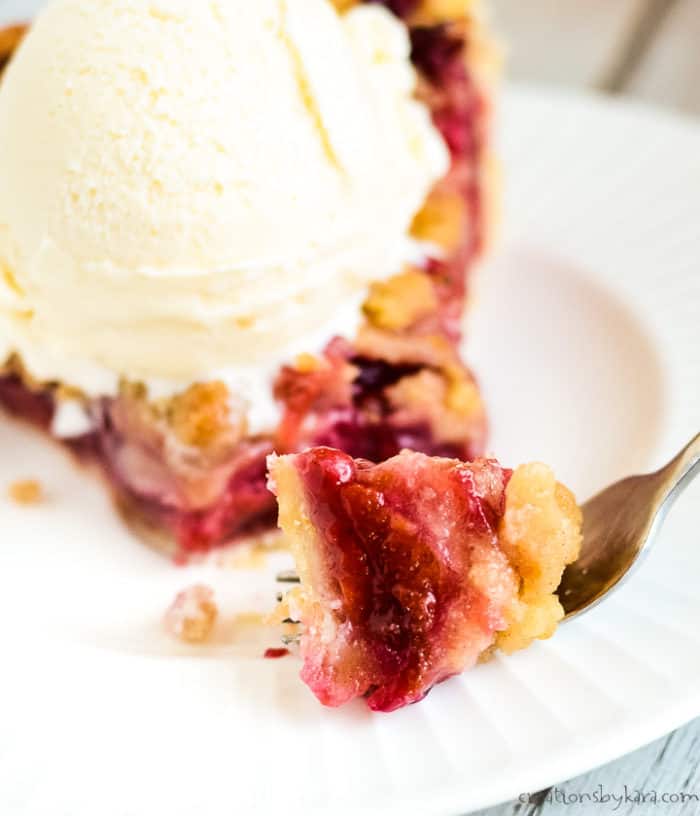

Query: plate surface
left=1, top=87, right=699, bottom=816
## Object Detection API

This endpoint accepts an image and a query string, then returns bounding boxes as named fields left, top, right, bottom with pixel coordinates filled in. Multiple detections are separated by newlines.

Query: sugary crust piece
left=496, top=464, right=583, bottom=653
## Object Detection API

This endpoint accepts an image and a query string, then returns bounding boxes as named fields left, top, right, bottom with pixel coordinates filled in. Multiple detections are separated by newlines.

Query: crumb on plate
left=7, top=479, right=43, bottom=505
left=164, top=584, right=218, bottom=644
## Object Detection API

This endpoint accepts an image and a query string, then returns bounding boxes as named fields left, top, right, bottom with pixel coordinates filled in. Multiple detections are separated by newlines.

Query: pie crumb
left=164, top=584, right=218, bottom=644
left=8, top=479, right=43, bottom=505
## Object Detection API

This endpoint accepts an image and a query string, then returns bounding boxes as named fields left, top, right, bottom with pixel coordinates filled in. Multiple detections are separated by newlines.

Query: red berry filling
left=368, top=0, right=420, bottom=18
left=264, top=647, right=290, bottom=660
left=0, top=373, right=53, bottom=428
left=271, top=448, right=520, bottom=712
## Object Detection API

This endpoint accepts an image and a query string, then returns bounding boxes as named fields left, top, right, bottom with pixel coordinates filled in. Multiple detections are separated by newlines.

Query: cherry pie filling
left=270, top=448, right=582, bottom=712
left=0, top=3, right=494, bottom=554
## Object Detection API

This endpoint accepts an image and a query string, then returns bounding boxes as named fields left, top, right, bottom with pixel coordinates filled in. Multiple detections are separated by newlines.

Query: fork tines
left=277, top=570, right=301, bottom=584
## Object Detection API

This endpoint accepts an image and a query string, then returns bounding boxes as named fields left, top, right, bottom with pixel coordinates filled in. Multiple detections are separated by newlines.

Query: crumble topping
left=0, top=25, right=24, bottom=74
left=164, top=584, right=218, bottom=644
left=293, top=353, right=324, bottom=374
left=412, top=0, right=479, bottom=26
left=363, top=267, right=439, bottom=331
left=411, top=189, right=466, bottom=250
left=167, top=381, right=238, bottom=448
left=331, top=1, right=479, bottom=24
left=497, top=464, right=583, bottom=653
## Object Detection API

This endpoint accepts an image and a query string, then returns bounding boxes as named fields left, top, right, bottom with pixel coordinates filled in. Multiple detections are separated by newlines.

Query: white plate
left=1, top=87, right=699, bottom=816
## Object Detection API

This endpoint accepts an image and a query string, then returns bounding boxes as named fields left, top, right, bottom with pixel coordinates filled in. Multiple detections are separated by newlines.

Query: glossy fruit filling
left=271, top=448, right=583, bottom=712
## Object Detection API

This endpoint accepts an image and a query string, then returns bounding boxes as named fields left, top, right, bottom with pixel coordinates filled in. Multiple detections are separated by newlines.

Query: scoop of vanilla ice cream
left=0, top=0, right=448, bottom=408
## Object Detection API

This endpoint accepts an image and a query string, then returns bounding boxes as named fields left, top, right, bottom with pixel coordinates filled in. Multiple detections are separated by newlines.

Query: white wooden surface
left=0, top=0, right=696, bottom=813
left=475, top=719, right=700, bottom=816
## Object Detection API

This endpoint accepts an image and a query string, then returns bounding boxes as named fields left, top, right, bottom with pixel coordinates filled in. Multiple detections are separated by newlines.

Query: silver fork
left=276, top=571, right=302, bottom=645
left=560, top=433, right=700, bottom=619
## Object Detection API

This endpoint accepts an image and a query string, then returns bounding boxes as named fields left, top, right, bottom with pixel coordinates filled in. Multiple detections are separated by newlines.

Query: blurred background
left=491, top=0, right=698, bottom=114
left=0, top=0, right=697, bottom=115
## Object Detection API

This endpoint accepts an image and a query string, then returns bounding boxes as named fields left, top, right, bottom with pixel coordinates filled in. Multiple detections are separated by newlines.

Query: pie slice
left=269, top=448, right=582, bottom=712
left=0, top=0, right=500, bottom=555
